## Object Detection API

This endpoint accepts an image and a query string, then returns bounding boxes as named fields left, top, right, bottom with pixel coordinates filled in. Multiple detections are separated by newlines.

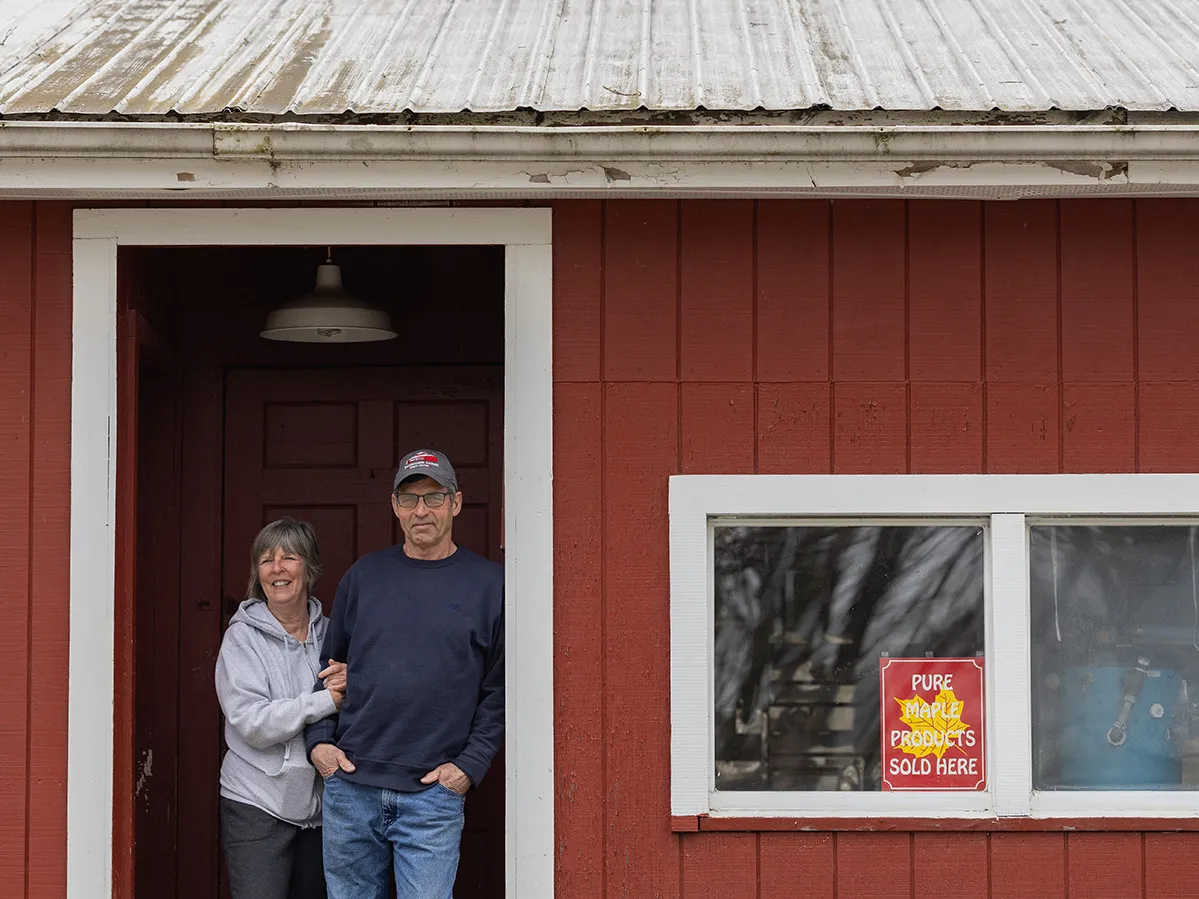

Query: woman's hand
left=320, top=659, right=347, bottom=693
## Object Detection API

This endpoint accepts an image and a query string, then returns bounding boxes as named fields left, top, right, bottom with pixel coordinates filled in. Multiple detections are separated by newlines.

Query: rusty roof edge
left=3, top=120, right=1199, bottom=162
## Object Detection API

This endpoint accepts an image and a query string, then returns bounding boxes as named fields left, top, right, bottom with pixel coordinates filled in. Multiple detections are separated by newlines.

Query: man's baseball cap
left=394, top=449, right=459, bottom=493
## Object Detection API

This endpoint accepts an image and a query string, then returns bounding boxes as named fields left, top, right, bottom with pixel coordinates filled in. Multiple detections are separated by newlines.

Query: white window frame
left=670, top=473, right=1199, bottom=820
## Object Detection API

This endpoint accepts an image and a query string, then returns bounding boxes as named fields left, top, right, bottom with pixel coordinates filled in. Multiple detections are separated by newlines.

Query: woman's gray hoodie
left=215, top=597, right=337, bottom=827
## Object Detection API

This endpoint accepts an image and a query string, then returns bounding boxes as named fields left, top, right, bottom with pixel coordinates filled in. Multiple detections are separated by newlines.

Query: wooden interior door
left=221, top=365, right=504, bottom=898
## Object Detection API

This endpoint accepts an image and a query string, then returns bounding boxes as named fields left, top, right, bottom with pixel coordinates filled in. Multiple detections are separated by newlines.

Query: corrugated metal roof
left=1, top=0, right=1197, bottom=116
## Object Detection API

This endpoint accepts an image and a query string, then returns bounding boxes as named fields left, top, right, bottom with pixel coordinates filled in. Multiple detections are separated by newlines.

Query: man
left=305, top=448, right=504, bottom=899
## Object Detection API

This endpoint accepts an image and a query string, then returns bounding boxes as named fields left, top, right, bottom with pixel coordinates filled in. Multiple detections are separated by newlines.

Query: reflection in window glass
left=713, top=525, right=985, bottom=791
left=1031, top=525, right=1199, bottom=791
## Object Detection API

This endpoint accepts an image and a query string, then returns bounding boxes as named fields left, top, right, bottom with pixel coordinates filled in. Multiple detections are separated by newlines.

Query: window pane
left=1030, top=525, right=1199, bottom=790
left=713, top=524, right=985, bottom=792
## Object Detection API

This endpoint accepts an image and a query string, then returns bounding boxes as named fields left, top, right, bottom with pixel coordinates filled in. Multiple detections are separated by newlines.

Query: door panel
left=222, top=365, right=504, bottom=898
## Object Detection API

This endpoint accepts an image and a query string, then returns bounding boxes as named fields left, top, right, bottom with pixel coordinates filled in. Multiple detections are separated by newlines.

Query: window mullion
left=990, top=513, right=1032, bottom=816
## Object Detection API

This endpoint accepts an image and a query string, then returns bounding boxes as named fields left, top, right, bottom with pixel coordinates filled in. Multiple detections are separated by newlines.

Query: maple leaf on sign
left=894, top=688, right=970, bottom=759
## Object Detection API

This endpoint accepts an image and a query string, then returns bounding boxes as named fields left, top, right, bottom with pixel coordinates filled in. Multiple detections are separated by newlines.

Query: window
left=1030, top=524, right=1199, bottom=792
left=714, top=524, right=985, bottom=793
left=670, top=475, right=1199, bottom=819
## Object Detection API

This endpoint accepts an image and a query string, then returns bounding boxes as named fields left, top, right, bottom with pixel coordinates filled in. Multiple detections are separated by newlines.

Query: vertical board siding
left=679, top=200, right=755, bottom=382
left=1138, top=199, right=1199, bottom=381
left=1139, top=382, right=1199, bottom=472
left=602, top=201, right=678, bottom=382
left=680, top=833, right=757, bottom=899
left=986, top=382, right=1059, bottom=473
left=831, top=200, right=906, bottom=381
left=0, top=201, right=33, bottom=899
left=908, top=200, right=982, bottom=382
left=836, top=833, right=912, bottom=899
left=984, top=200, right=1060, bottom=381
left=913, top=834, right=988, bottom=895
left=759, top=833, right=835, bottom=899
left=755, top=200, right=830, bottom=382
left=680, top=384, right=754, bottom=474
left=1, top=200, right=72, bottom=899
left=833, top=381, right=907, bottom=473
left=991, top=833, right=1066, bottom=899
left=1062, top=383, right=1137, bottom=473
left=29, top=204, right=72, bottom=899
left=1144, top=834, right=1199, bottom=899
left=909, top=382, right=984, bottom=473
left=552, top=382, right=604, bottom=899
left=1067, top=833, right=1145, bottom=899
left=551, top=198, right=1199, bottom=899
left=601, top=381, right=679, bottom=899
left=1060, top=199, right=1135, bottom=381
left=7, top=197, right=1199, bottom=898
left=755, top=383, right=831, bottom=474
left=551, top=201, right=603, bottom=382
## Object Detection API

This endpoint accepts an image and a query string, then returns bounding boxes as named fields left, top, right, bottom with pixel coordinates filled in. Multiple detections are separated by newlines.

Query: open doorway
left=121, top=243, right=506, bottom=899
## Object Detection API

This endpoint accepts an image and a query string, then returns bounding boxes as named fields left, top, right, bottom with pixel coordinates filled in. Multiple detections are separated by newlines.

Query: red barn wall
left=2, top=197, right=1199, bottom=899
left=0, top=202, right=73, bottom=899
left=550, top=198, right=1199, bottom=899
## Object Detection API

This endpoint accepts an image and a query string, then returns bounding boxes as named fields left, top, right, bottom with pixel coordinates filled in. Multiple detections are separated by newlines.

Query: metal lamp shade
left=260, top=263, right=397, bottom=343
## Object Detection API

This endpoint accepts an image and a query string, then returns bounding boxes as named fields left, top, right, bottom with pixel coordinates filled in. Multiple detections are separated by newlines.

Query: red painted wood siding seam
left=1056, top=200, right=1065, bottom=474
left=827, top=201, right=836, bottom=474
left=751, top=201, right=758, bottom=473
left=1141, top=831, right=1147, bottom=899
left=26, top=200, right=37, bottom=899
left=600, top=199, right=606, bottom=384
left=904, top=201, right=911, bottom=474
left=980, top=203, right=988, bottom=473
left=1132, top=200, right=1141, bottom=472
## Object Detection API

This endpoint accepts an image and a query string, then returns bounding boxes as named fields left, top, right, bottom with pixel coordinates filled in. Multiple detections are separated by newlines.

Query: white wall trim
left=669, top=473, right=1199, bottom=819
left=68, top=237, right=118, bottom=899
left=503, top=242, right=554, bottom=897
left=72, top=207, right=552, bottom=245
left=68, top=208, right=554, bottom=899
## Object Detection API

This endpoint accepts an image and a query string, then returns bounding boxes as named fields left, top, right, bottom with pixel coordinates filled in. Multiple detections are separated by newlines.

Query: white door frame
left=68, top=208, right=554, bottom=899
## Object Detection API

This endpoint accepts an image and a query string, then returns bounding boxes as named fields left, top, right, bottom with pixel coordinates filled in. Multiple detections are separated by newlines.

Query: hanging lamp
left=260, top=249, right=397, bottom=343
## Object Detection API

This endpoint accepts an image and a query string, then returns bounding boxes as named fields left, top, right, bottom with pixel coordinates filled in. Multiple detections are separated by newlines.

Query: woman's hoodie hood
left=231, top=595, right=325, bottom=643
left=215, top=596, right=337, bottom=827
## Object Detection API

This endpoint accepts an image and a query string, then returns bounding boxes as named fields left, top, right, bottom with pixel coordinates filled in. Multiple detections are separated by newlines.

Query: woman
left=215, top=518, right=345, bottom=899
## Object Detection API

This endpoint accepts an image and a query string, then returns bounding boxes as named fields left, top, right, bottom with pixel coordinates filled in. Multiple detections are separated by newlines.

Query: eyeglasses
left=394, top=491, right=454, bottom=509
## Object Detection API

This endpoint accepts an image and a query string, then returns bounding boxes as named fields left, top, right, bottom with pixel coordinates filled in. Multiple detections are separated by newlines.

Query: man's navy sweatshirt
left=303, top=544, right=504, bottom=791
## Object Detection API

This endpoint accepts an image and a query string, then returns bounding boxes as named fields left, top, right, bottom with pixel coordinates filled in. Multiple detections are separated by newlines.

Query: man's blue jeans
left=321, top=774, right=465, bottom=899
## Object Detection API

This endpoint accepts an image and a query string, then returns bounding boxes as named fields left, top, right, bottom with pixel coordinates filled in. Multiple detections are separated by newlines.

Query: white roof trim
left=3, top=122, right=1199, bottom=198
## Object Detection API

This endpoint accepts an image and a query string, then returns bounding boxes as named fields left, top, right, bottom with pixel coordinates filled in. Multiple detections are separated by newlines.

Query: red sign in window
left=879, top=657, right=986, bottom=791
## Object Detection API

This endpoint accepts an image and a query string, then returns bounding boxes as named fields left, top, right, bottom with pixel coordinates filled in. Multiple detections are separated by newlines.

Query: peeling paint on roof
left=1, top=0, right=1197, bottom=116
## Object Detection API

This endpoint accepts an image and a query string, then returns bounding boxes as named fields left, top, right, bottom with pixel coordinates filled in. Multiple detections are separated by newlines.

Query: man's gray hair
left=246, top=517, right=324, bottom=601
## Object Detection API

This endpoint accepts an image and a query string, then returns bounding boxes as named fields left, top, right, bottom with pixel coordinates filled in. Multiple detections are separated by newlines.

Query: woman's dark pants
left=220, top=797, right=327, bottom=899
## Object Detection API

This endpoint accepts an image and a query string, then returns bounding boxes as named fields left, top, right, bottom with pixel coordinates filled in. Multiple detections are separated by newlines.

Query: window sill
left=672, top=815, right=1199, bottom=833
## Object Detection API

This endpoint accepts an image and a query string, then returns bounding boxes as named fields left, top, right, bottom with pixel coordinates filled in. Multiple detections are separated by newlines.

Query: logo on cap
left=405, top=452, right=440, bottom=469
